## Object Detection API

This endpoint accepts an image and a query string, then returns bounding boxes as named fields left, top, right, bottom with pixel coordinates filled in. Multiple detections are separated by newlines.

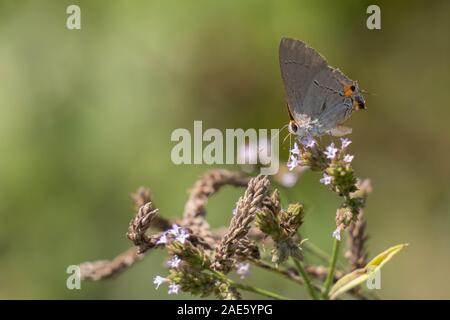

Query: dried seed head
left=345, top=211, right=369, bottom=270
left=262, top=189, right=281, bottom=215
left=182, top=170, right=250, bottom=249
left=257, top=200, right=304, bottom=264
left=212, top=175, right=269, bottom=273
left=280, top=203, right=304, bottom=238
left=234, top=237, right=260, bottom=261
left=127, top=202, right=159, bottom=247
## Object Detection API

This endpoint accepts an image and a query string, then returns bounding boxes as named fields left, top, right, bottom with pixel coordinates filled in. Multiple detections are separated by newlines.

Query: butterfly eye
left=350, top=85, right=356, bottom=92
left=288, top=121, right=298, bottom=134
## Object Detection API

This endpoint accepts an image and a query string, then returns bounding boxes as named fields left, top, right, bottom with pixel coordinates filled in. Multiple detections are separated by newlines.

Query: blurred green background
left=0, top=0, right=449, bottom=299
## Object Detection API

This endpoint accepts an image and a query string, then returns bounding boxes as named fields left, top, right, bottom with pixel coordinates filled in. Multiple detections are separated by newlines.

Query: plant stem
left=292, top=258, right=319, bottom=300
left=232, top=282, right=290, bottom=300
left=250, top=259, right=324, bottom=291
left=208, top=268, right=290, bottom=300
left=251, top=259, right=304, bottom=285
left=303, top=241, right=346, bottom=269
left=251, top=258, right=374, bottom=300
left=323, top=237, right=341, bottom=299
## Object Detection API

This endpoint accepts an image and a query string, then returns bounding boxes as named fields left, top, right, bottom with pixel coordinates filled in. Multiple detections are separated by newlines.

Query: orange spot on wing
left=343, top=84, right=354, bottom=97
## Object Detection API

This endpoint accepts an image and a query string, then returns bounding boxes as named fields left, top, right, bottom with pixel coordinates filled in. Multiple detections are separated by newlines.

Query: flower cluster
left=319, top=138, right=355, bottom=191
left=152, top=178, right=303, bottom=299
left=153, top=235, right=241, bottom=298
left=151, top=224, right=231, bottom=297
left=286, top=137, right=362, bottom=240
left=286, top=134, right=319, bottom=171
left=153, top=276, right=181, bottom=295
left=78, top=164, right=406, bottom=301
left=319, top=139, right=361, bottom=239
left=151, top=176, right=270, bottom=300
left=256, top=190, right=304, bottom=264
left=287, top=135, right=331, bottom=173
left=156, top=224, right=190, bottom=245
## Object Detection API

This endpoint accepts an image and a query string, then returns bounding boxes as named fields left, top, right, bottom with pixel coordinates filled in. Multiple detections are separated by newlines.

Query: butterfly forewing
left=279, top=38, right=327, bottom=121
left=279, top=38, right=356, bottom=130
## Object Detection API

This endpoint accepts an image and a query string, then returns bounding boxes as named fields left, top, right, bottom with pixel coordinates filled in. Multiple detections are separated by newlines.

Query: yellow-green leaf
left=329, top=243, right=408, bottom=299
left=366, top=243, right=408, bottom=269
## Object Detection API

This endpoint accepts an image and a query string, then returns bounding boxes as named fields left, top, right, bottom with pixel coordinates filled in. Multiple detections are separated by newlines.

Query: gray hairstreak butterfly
left=279, top=37, right=366, bottom=137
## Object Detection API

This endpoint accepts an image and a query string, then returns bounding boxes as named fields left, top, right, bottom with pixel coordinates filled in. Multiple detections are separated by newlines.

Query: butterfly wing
left=279, top=38, right=327, bottom=122
left=302, top=66, right=355, bottom=128
left=279, top=38, right=357, bottom=131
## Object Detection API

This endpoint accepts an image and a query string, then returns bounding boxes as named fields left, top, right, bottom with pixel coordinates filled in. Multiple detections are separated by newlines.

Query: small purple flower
left=332, top=227, right=341, bottom=241
left=340, top=138, right=352, bottom=149
left=153, top=275, right=168, bottom=289
left=287, top=155, right=300, bottom=171
left=343, top=154, right=354, bottom=163
left=167, top=255, right=181, bottom=269
left=176, top=228, right=190, bottom=244
left=156, top=232, right=168, bottom=245
left=290, top=142, right=300, bottom=155
left=320, top=173, right=332, bottom=185
left=168, top=283, right=181, bottom=295
left=168, top=224, right=182, bottom=236
left=236, top=262, right=250, bottom=279
left=324, top=143, right=338, bottom=159
left=300, top=135, right=317, bottom=148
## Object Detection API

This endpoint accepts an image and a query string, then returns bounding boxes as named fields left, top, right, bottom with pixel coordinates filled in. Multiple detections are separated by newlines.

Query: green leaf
left=329, top=243, right=408, bottom=299
left=366, top=243, right=408, bottom=269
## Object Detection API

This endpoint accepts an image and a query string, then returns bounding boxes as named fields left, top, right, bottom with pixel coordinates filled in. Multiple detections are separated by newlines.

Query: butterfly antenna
left=360, top=89, right=376, bottom=96
left=257, top=124, right=288, bottom=153
left=282, top=131, right=292, bottom=146
left=289, top=136, right=292, bottom=150
left=272, top=124, right=288, bottom=143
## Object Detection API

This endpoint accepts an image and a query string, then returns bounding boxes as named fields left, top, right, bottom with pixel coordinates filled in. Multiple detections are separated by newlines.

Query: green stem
left=232, top=282, right=290, bottom=300
left=250, top=259, right=324, bottom=292
left=303, top=241, right=346, bottom=269
left=208, top=268, right=290, bottom=300
left=323, top=237, right=341, bottom=299
left=292, top=258, right=319, bottom=300
left=251, top=259, right=305, bottom=286
left=251, top=258, right=373, bottom=300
